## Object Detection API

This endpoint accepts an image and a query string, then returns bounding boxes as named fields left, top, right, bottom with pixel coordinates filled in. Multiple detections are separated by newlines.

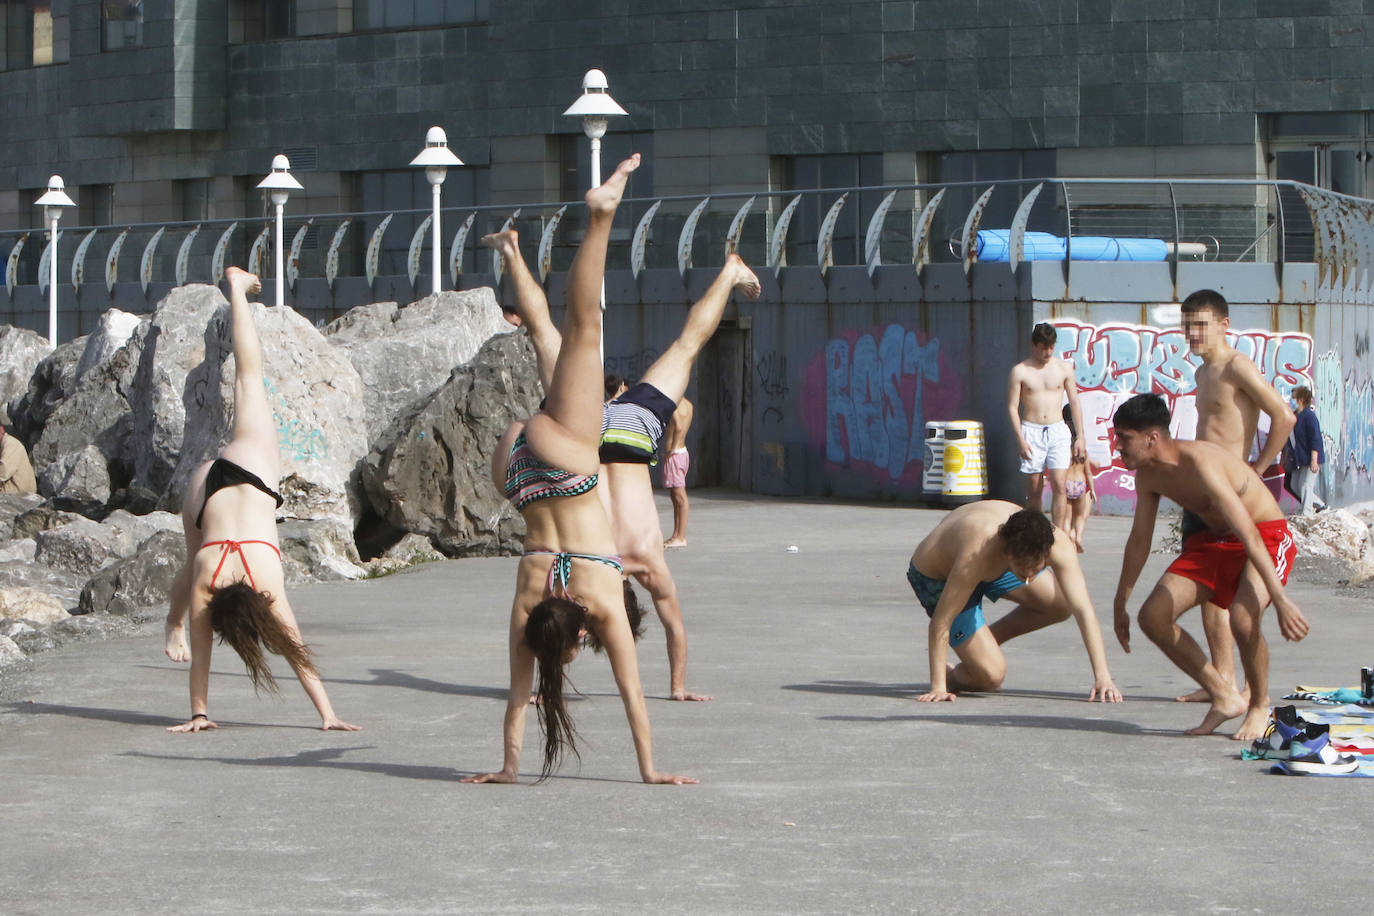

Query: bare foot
left=725, top=253, right=762, bottom=299
left=1231, top=707, right=1270, bottom=742
left=1183, top=691, right=1247, bottom=736
left=585, top=153, right=640, bottom=213
left=670, top=689, right=713, bottom=701
left=481, top=229, right=519, bottom=259
left=664, top=538, right=687, bottom=549
left=164, top=618, right=189, bottom=663
left=225, top=266, right=262, bottom=299
left=1177, top=684, right=1249, bottom=704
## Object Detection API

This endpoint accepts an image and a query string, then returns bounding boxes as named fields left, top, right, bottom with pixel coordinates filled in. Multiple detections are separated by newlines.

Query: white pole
left=48, top=216, right=58, bottom=348
left=274, top=201, right=285, bottom=307
left=432, top=180, right=442, bottom=295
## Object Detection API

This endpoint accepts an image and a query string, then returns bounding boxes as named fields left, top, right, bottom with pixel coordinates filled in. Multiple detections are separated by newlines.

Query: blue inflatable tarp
left=975, top=229, right=1170, bottom=262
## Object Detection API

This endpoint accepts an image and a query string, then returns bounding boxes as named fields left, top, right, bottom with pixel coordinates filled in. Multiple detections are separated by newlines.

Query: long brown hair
left=524, top=595, right=587, bottom=779
left=208, top=583, right=316, bottom=693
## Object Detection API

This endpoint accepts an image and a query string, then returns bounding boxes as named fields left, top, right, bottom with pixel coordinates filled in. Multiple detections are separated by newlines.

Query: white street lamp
left=563, top=69, right=627, bottom=351
left=255, top=154, right=303, bottom=307
left=34, top=175, right=75, bottom=348
left=409, top=126, right=464, bottom=296
left=562, top=68, right=628, bottom=192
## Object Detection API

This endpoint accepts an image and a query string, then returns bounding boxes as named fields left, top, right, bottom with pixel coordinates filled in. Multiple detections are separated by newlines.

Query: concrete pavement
left=2, top=493, right=1370, bottom=914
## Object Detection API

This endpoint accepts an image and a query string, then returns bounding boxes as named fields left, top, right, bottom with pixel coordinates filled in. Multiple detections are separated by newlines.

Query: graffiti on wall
left=801, top=324, right=965, bottom=487
left=1053, top=320, right=1314, bottom=505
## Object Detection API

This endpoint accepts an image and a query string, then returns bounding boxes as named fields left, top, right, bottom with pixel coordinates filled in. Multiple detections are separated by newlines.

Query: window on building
left=102, top=0, right=143, bottom=50
left=1, top=0, right=69, bottom=69
left=771, top=153, right=884, bottom=269
left=229, top=0, right=293, bottom=42
left=551, top=131, right=654, bottom=267
left=353, top=0, right=490, bottom=30
left=1265, top=112, right=1374, bottom=261
left=927, top=149, right=1058, bottom=261
left=175, top=179, right=213, bottom=222
left=350, top=164, right=490, bottom=280
left=78, top=184, right=114, bottom=227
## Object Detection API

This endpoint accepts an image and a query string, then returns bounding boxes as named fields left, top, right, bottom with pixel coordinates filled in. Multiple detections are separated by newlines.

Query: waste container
left=941, top=420, right=988, bottom=506
left=922, top=421, right=948, bottom=502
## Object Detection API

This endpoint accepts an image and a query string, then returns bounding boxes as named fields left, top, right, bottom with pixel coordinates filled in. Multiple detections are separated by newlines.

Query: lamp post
left=255, top=154, right=303, bottom=307
left=409, top=126, right=464, bottom=296
left=563, top=69, right=627, bottom=351
left=34, top=175, right=75, bottom=348
left=562, top=68, right=627, bottom=192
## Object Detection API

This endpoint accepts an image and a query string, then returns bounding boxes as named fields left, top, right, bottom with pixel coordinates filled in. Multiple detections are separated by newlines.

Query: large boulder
left=277, top=518, right=367, bottom=583
left=34, top=518, right=120, bottom=577
left=1289, top=509, right=1374, bottom=584
left=163, top=290, right=368, bottom=526
left=37, top=444, right=112, bottom=505
left=0, top=492, right=45, bottom=538
left=27, top=323, right=141, bottom=505
left=10, top=333, right=90, bottom=451
left=361, top=331, right=541, bottom=557
left=74, top=309, right=142, bottom=384
left=0, top=325, right=52, bottom=425
left=0, top=559, right=85, bottom=607
left=79, top=528, right=186, bottom=617
left=324, top=287, right=515, bottom=445
left=0, top=586, right=68, bottom=626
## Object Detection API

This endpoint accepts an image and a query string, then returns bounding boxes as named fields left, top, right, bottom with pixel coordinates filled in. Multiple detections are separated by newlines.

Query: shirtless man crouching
left=1111, top=393, right=1308, bottom=741
left=908, top=500, right=1122, bottom=703
left=1008, top=322, right=1086, bottom=534
left=1174, top=289, right=1295, bottom=704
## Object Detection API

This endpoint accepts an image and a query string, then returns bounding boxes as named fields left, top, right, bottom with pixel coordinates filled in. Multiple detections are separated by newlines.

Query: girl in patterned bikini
left=465, top=155, right=695, bottom=786
left=162, top=267, right=358, bottom=734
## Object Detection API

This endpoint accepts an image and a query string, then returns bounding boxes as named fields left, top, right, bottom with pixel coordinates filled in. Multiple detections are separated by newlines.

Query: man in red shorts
left=1110, top=393, right=1309, bottom=742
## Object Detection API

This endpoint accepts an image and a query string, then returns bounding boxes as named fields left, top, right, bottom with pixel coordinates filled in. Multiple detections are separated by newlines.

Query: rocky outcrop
left=360, top=332, right=541, bottom=557
left=78, top=529, right=186, bottom=617
left=1289, top=509, right=1374, bottom=584
left=0, top=325, right=52, bottom=425
left=277, top=518, right=367, bottom=583
left=324, top=287, right=515, bottom=444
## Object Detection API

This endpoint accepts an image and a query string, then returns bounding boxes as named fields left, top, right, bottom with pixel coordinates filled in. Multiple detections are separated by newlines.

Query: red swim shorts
left=1166, top=518, right=1297, bottom=609
left=661, top=447, right=689, bottom=489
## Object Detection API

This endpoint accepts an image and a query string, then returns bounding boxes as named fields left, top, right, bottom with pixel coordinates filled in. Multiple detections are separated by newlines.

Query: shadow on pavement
left=818, top=712, right=1170, bottom=736
left=121, top=747, right=642, bottom=785
left=3, top=701, right=307, bottom=730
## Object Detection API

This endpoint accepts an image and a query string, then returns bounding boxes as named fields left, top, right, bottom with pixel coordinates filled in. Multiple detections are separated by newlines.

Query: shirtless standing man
left=482, top=228, right=760, bottom=701
left=1008, top=322, right=1086, bottom=533
left=1110, top=394, right=1308, bottom=741
left=908, top=500, right=1122, bottom=703
left=1175, top=289, right=1295, bottom=704
left=661, top=396, right=693, bottom=549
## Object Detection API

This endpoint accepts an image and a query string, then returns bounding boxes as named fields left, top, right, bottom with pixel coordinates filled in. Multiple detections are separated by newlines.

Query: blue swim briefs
left=906, top=565, right=1028, bottom=647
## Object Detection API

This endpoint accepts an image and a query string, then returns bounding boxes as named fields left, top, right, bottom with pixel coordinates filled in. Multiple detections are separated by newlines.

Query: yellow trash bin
left=941, top=420, right=988, bottom=506
left=922, top=421, right=948, bottom=503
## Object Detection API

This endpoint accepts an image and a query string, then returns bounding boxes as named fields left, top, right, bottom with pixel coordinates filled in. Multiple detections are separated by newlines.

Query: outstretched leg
left=482, top=230, right=561, bottom=392
left=638, top=254, right=760, bottom=404
left=537, top=154, right=639, bottom=451
left=218, top=268, right=280, bottom=485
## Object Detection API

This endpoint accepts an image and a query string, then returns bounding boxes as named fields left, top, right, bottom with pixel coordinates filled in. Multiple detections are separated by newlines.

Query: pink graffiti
left=802, top=324, right=965, bottom=487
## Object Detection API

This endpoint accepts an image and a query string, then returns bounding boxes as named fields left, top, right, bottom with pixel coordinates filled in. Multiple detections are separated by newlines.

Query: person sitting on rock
left=162, top=267, right=359, bottom=734
left=481, top=220, right=760, bottom=703
left=464, top=155, right=694, bottom=785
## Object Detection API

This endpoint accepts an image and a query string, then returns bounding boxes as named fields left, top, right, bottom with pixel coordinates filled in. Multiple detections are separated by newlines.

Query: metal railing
left=2, top=177, right=1369, bottom=305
